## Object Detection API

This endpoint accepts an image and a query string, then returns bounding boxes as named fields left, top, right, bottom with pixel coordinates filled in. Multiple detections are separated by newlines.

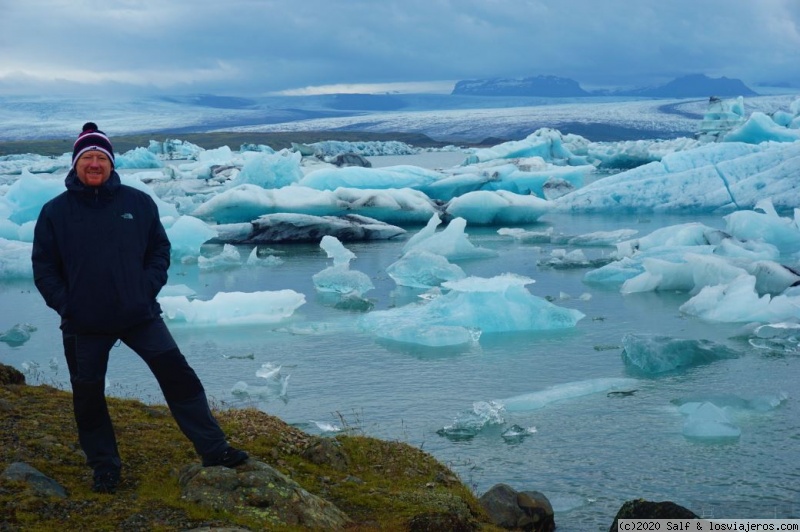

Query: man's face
left=75, top=150, right=112, bottom=187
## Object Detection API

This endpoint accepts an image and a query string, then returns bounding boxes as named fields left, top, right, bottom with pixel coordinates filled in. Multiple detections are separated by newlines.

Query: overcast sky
left=2, top=0, right=799, bottom=97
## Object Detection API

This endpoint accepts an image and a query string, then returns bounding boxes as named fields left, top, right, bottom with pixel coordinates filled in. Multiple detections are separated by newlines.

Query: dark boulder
left=609, top=499, right=698, bottom=532
left=479, top=483, right=555, bottom=531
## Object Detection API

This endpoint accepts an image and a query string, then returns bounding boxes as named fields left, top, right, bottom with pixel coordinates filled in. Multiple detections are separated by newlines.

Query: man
left=32, top=122, right=247, bottom=494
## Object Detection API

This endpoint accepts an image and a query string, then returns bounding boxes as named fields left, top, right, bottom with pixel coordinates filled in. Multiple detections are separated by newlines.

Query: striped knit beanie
left=72, top=122, right=115, bottom=169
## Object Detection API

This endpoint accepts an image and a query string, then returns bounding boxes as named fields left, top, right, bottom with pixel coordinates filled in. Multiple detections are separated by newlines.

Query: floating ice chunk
left=746, top=261, right=800, bottom=296
left=148, top=138, right=203, bottom=160
left=445, top=190, right=550, bottom=225
left=754, top=321, right=800, bottom=339
left=673, top=392, right=788, bottom=413
left=228, top=151, right=303, bottom=189
left=245, top=247, right=283, bottom=267
left=497, top=226, right=554, bottom=243
left=583, top=256, right=644, bottom=287
left=361, top=273, right=583, bottom=344
left=221, top=352, right=255, bottom=360
left=437, top=400, right=505, bottom=440
left=192, top=184, right=436, bottom=226
left=3, top=171, right=64, bottom=224
left=747, top=392, right=789, bottom=412
left=256, top=362, right=282, bottom=380
left=376, top=325, right=480, bottom=347
left=310, top=421, right=342, bottom=433
left=554, top=141, right=800, bottom=212
left=584, top=245, right=716, bottom=288
left=724, top=112, right=800, bottom=144
left=712, top=237, right=779, bottom=262
left=402, top=213, right=442, bottom=253
left=501, top=424, right=537, bottom=442
left=198, top=244, right=242, bottom=272
left=159, top=284, right=197, bottom=298
left=120, top=174, right=180, bottom=218
left=724, top=201, right=800, bottom=254
left=567, top=229, right=639, bottom=246
left=680, top=402, right=741, bottom=441
left=165, top=215, right=218, bottom=259
left=615, top=222, right=728, bottom=258
left=496, top=377, right=639, bottom=412
left=680, top=274, right=800, bottom=323
left=159, top=289, right=306, bottom=326
left=0, top=219, right=21, bottom=240
left=231, top=362, right=290, bottom=401
left=538, top=248, right=614, bottom=270
left=621, top=254, right=747, bottom=295
left=403, top=215, right=497, bottom=260
left=386, top=249, right=466, bottom=288
left=0, top=323, right=37, bottom=346
left=308, top=139, right=419, bottom=157
left=0, top=238, right=33, bottom=279
left=116, top=147, right=163, bottom=169
left=464, top=128, right=589, bottom=166
left=230, top=381, right=277, bottom=400
left=319, top=235, right=355, bottom=267
left=621, top=333, right=740, bottom=375
left=299, top=164, right=443, bottom=190
left=312, top=237, right=374, bottom=296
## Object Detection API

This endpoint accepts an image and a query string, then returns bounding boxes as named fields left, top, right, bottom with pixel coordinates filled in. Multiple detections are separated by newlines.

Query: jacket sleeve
left=31, top=203, right=68, bottom=316
left=143, top=199, right=171, bottom=298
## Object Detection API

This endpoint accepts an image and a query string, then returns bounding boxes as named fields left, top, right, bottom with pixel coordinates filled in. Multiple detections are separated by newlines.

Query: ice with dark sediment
left=212, top=213, right=406, bottom=244
left=620, top=333, right=740, bottom=375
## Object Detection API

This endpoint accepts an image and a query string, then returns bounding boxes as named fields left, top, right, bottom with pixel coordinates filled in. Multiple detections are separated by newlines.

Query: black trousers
left=62, top=318, right=228, bottom=475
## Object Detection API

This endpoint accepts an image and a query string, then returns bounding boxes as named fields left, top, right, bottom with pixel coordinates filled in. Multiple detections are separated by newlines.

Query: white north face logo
left=121, top=213, right=134, bottom=220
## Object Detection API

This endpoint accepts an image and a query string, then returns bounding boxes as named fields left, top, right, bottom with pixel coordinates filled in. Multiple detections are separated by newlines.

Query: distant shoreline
left=0, top=130, right=478, bottom=158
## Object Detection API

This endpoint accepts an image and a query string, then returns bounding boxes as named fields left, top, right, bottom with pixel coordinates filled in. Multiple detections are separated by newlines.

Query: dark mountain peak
left=619, top=74, right=758, bottom=98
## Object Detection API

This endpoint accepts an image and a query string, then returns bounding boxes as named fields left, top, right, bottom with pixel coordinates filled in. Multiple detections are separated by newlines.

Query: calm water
left=1, top=155, right=798, bottom=530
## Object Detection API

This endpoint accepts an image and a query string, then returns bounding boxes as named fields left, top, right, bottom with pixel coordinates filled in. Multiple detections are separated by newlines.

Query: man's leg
left=121, top=318, right=247, bottom=466
left=62, top=332, right=121, bottom=490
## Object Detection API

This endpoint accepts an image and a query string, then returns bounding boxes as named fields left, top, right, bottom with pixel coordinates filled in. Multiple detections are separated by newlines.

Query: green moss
left=0, top=381, right=497, bottom=530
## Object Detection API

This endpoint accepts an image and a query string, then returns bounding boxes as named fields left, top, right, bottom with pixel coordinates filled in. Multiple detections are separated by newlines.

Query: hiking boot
left=202, top=446, right=249, bottom=468
left=92, top=470, right=120, bottom=494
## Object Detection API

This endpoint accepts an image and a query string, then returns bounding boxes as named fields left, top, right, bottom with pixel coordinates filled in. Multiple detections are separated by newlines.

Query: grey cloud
left=2, top=0, right=798, bottom=95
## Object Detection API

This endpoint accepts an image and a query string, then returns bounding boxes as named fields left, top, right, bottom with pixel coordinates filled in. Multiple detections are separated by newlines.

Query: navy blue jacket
left=32, top=169, right=171, bottom=334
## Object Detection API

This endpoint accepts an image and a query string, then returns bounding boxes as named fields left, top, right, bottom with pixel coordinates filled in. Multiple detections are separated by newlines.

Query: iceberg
left=386, top=249, right=466, bottom=289
left=359, top=273, right=585, bottom=346
left=679, top=402, right=741, bottom=441
left=312, top=236, right=374, bottom=296
left=554, top=141, right=800, bottom=213
left=621, top=333, right=740, bottom=375
left=445, top=190, right=550, bottom=225
left=159, top=289, right=306, bottom=326
left=402, top=215, right=497, bottom=261
left=192, top=184, right=438, bottom=225
left=213, top=213, right=406, bottom=244
left=496, top=377, right=640, bottom=412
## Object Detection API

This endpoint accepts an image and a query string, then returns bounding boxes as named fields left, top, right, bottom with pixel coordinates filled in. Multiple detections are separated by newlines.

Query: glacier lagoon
left=2, top=205, right=798, bottom=530
left=3, top=96, right=800, bottom=529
